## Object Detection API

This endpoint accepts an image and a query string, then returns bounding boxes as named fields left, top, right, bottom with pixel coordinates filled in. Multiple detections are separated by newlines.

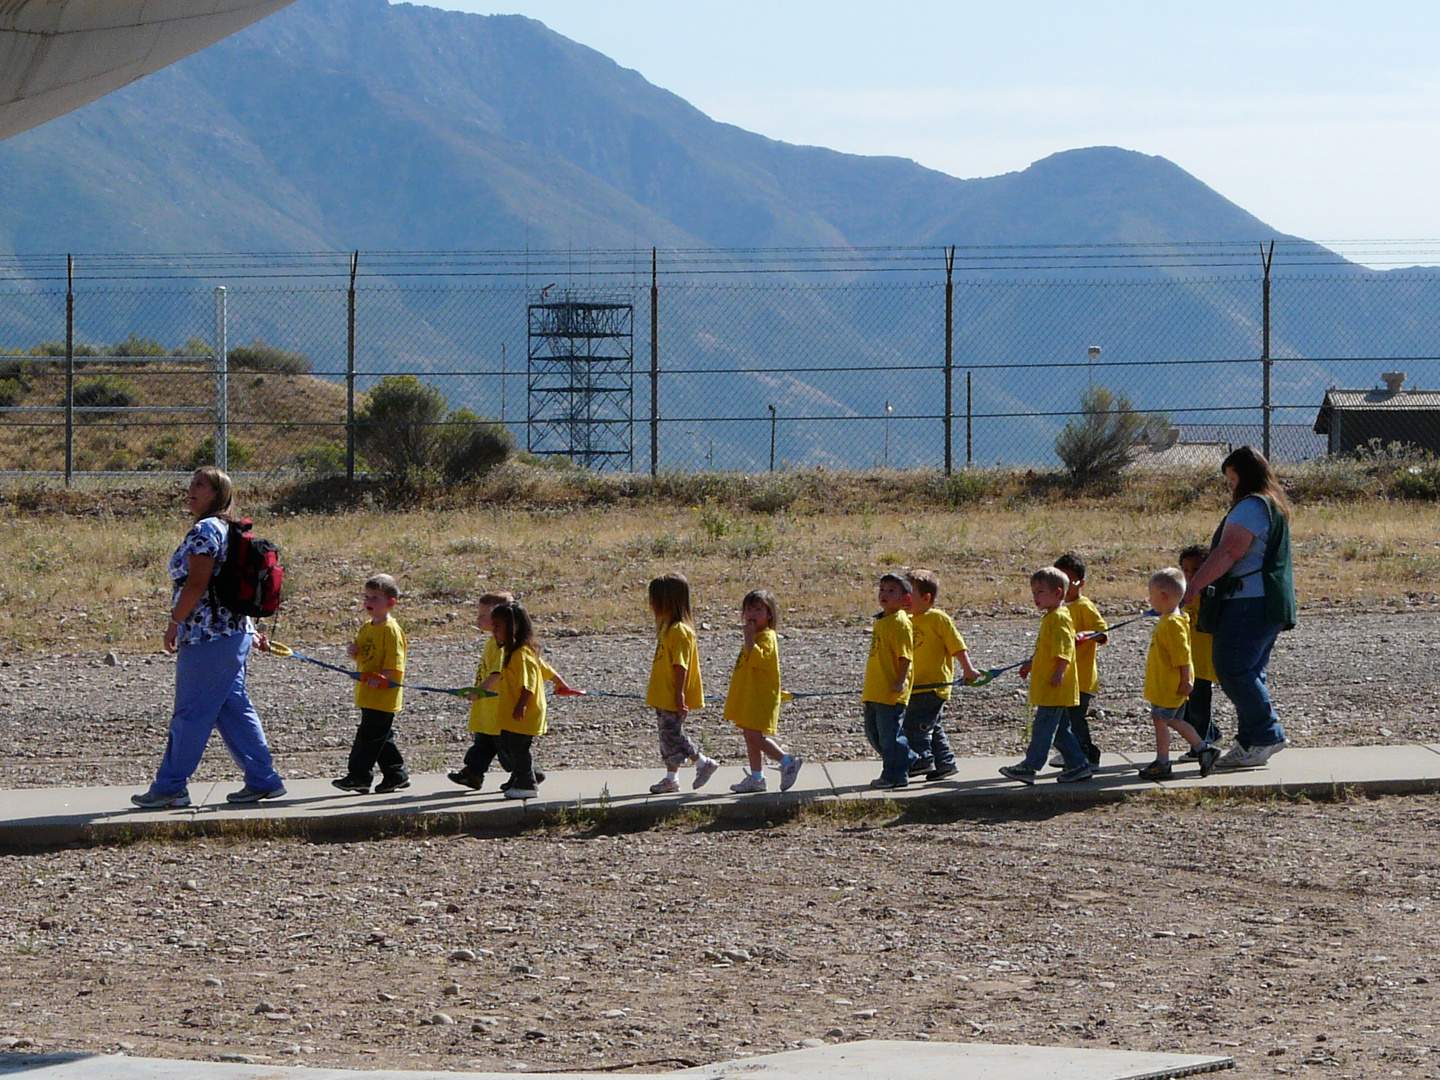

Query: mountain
left=0, top=0, right=1297, bottom=256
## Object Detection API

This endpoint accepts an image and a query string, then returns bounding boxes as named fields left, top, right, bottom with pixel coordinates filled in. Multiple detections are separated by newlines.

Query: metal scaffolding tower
left=527, top=294, right=634, bottom=470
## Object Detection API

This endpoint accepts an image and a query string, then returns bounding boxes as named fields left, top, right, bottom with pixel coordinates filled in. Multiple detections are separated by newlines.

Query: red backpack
left=210, top=519, right=284, bottom=619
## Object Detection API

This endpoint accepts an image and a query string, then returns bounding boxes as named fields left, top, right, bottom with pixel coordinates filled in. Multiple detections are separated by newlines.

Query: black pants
left=347, top=707, right=407, bottom=783
left=463, top=732, right=511, bottom=776
left=1182, top=678, right=1221, bottom=745
left=498, top=729, right=536, bottom=789
left=1067, top=692, right=1100, bottom=764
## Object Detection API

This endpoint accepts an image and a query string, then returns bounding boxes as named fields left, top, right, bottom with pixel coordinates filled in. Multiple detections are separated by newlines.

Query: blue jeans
left=1066, top=691, right=1099, bottom=763
left=1181, top=678, right=1221, bottom=745
left=1022, top=705, right=1086, bottom=771
left=863, top=701, right=913, bottom=785
left=902, top=691, right=953, bottom=771
left=1210, top=597, right=1286, bottom=749
left=151, top=632, right=283, bottom=798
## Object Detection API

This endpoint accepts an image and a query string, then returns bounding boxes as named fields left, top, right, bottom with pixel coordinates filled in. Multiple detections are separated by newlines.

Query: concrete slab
left=1, top=745, right=1438, bottom=850
left=0, top=1041, right=1235, bottom=1079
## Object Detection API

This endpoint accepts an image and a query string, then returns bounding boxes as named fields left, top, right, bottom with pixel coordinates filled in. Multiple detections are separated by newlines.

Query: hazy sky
left=417, top=0, right=1440, bottom=251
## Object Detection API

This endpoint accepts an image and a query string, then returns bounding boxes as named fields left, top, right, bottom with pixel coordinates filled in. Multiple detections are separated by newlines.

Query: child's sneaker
left=1197, top=745, right=1220, bottom=777
left=500, top=770, right=546, bottom=793
left=1056, top=761, right=1096, bottom=783
left=998, top=764, right=1037, bottom=786
left=692, top=757, right=720, bottom=790
left=1178, top=747, right=1201, bottom=763
left=1137, top=760, right=1173, bottom=781
left=503, top=787, right=537, bottom=800
left=374, top=775, right=410, bottom=794
left=332, top=775, right=370, bottom=793
left=779, top=754, right=803, bottom=792
left=649, top=776, right=680, bottom=795
left=447, top=769, right=484, bottom=790
left=730, top=774, right=767, bottom=794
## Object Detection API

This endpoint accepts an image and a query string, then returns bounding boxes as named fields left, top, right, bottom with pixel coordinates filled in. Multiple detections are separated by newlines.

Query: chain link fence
left=4, top=245, right=1440, bottom=484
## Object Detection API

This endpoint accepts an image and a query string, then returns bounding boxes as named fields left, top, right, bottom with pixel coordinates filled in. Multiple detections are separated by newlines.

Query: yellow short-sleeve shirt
left=723, top=628, right=782, bottom=734
left=1067, top=595, right=1108, bottom=695
left=645, top=621, right=705, bottom=712
left=467, top=637, right=503, bottom=735
left=1144, top=612, right=1193, bottom=709
left=496, top=645, right=548, bottom=737
left=1029, top=606, right=1079, bottom=708
left=862, top=609, right=914, bottom=706
left=354, top=616, right=406, bottom=713
left=1181, top=595, right=1215, bottom=683
left=911, top=608, right=966, bottom=700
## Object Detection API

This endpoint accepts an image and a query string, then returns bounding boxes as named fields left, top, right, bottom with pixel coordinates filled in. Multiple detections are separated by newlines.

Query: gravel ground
left=0, top=606, right=1434, bottom=790
left=0, top=795, right=1437, bottom=1077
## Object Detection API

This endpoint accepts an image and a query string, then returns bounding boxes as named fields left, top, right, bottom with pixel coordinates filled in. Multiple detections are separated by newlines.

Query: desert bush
left=1055, top=385, right=1174, bottom=484
left=26, top=341, right=97, bottom=358
left=110, top=334, right=167, bottom=358
left=72, top=376, right=136, bottom=410
left=356, top=376, right=510, bottom=485
left=439, top=408, right=514, bottom=482
left=228, top=338, right=311, bottom=375
left=0, top=376, right=27, bottom=408
left=291, top=443, right=349, bottom=476
left=927, top=469, right=994, bottom=506
left=189, top=436, right=253, bottom=470
left=1389, top=461, right=1440, bottom=500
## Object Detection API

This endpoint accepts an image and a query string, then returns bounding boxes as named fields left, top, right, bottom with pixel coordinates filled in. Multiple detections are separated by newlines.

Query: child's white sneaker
left=779, top=754, right=803, bottom=792
left=692, top=757, right=719, bottom=789
left=649, top=776, right=680, bottom=794
left=729, top=774, right=767, bottom=794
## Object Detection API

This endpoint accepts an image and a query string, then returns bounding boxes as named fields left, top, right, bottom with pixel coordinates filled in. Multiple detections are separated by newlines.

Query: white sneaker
left=779, top=754, right=803, bottom=792
left=1214, top=743, right=1267, bottom=770
left=729, top=774, right=767, bottom=794
left=1255, top=738, right=1291, bottom=764
left=503, top=787, right=538, bottom=800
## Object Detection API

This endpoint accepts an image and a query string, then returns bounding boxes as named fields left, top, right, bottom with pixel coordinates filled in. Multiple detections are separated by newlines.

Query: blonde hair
left=1148, top=567, right=1186, bottom=599
left=191, top=466, right=234, bottom=520
left=1030, top=566, right=1069, bottom=592
left=906, top=568, right=940, bottom=600
left=477, top=590, right=515, bottom=607
left=648, top=573, right=693, bottom=633
left=365, top=574, right=400, bottom=600
left=741, top=588, right=779, bottom=630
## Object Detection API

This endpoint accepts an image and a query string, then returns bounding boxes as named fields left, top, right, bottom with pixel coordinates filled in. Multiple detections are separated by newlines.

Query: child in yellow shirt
left=904, top=569, right=980, bottom=782
left=1054, top=552, right=1107, bottom=767
left=863, top=573, right=916, bottom=790
left=490, top=601, right=551, bottom=800
left=1178, top=544, right=1222, bottom=755
left=646, top=573, right=719, bottom=795
left=1138, top=568, right=1218, bottom=780
left=333, top=574, right=409, bottom=795
left=723, top=589, right=803, bottom=794
left=999, top=567, right=1093, bottom=785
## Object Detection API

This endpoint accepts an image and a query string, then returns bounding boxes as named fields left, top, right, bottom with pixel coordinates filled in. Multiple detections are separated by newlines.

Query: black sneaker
left=374, top=776, right=411, bottom=794
left=447, top=769, right=484, bottom=790
left=1197, top=745, right=1220, bottom=778
left=332, top=775, right=371, bottom=794
left=500, top=770, right=545, bottom=793
left=998, top=764, right=1037, bottom=786
left=926, top=763, right=959, bottom=781
left=1137, top=760, right=1173, bottom=781
left=908, top=758, right=934, bottom=777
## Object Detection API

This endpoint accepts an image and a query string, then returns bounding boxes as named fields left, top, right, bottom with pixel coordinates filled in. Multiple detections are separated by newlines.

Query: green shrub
left=110, top=334, right=167, bottom=358
left=189, top=436, right=253, bottom=470
left=1287, top=456, right=1376, bottom=502
left=291, top=443, right=349, bottom=476
left=1390, top=462, right=1440, bottom=500
left=228, top=338, right=311, bottom=375
left=1055, top=385, right=1173, bottom=484
left=0, top=376, right=27, bottom=408
left=928, top=469, right=994, bottom=506
left=440, top=408, right=514, bottom=482
left=73, top=376, right=136, bottom=410
left=27, top=341, right=97, bottom=358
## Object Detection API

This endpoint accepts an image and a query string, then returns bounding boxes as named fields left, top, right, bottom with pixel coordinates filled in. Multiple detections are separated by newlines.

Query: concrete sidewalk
left=2, top=744, right=1438, bottom=849
left=0, top=1040, right=1235, bottom=1079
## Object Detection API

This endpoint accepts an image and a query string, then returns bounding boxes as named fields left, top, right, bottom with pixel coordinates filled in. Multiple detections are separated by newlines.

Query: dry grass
left=3, top=464, right=1440, bottom=654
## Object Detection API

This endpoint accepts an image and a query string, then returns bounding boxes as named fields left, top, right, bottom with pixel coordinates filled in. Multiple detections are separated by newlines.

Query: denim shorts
left=1151, top=703, right=1187, bottom=722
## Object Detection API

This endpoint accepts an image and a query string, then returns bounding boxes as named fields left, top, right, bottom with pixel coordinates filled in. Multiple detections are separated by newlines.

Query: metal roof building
left=1313, top=373, right=1440, bottom=456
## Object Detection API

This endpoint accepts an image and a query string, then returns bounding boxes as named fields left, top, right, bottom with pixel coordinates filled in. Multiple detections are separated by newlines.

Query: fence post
left=64, top=254, right=74, bottom=488
left=1261, top=240, right=1274, bottom=458
left=347, top=250, right=358, bottom=481
left=944, top=245, right=954, bottom=475
left=966, top=370, right=972, bottom=467
left=650, top=247, right=658, bottom=477
left=214, top=286, right=228, bottom=471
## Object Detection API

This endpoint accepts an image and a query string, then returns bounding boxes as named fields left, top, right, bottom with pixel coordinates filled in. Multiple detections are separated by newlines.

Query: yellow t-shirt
left=723, top=628, right=782, bottom=734
left=862, top=609, right=914, bottom=706
left=1181, top=594, right=1216, bottom=683
left=645, top=622, right=705, bottom=712
left=1067, top=595, right=1107, bottom=695
left=1029, top=606, right=1079, bottom=708
left=354, top=616, right=406, bottom=713
left=467, top=637, right=503, bottom=735
left=496, top=645, right=548, bottom=737
left=911, top=608, right=966, bottom=701
left=1144, top=612, right=1193, bottom=709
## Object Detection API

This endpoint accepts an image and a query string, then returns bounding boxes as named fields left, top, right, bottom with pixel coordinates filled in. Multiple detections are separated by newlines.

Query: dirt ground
left=0, top=606, right=1433, bottom=790
left=0, top=794, right=1436, bottom=1078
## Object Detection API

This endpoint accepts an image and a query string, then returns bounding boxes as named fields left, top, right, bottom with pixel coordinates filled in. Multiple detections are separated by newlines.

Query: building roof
left=1314, top=387, right=1440, bottom=434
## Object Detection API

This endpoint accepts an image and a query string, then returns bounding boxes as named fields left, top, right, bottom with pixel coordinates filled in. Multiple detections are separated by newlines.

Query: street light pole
left=1087, top=345, right=1101, bottom=389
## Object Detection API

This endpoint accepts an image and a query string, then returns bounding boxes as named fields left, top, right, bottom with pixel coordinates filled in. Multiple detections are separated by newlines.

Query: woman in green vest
left=1180, top=446, right=1295, bottom=769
